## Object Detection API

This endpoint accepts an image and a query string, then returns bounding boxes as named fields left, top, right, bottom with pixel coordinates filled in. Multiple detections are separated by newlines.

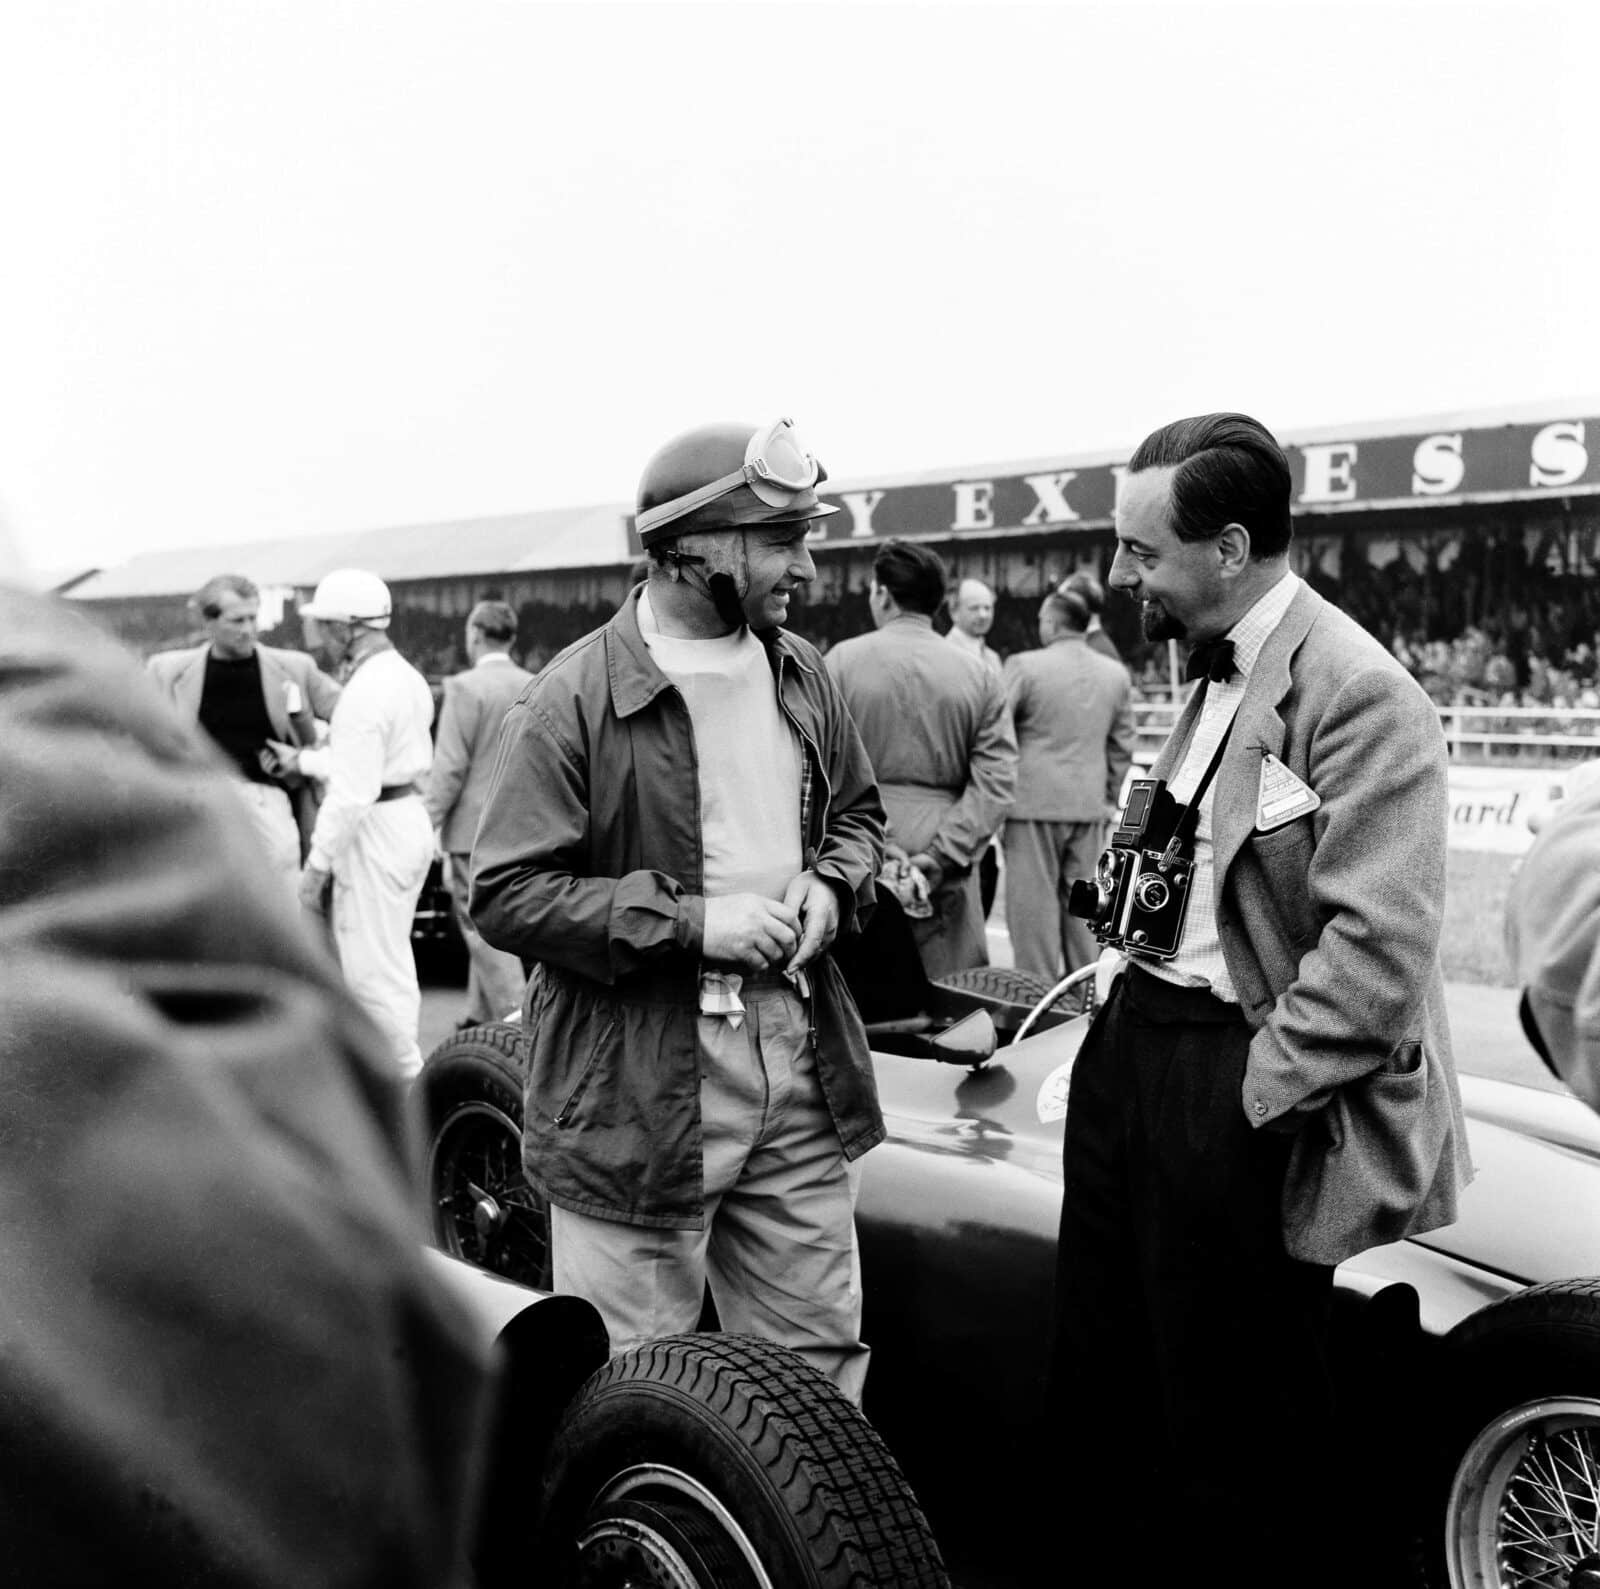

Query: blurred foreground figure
left=0, top=567, right=491, bottom=1585
left=473, top=418, right=886, bottom=1403
left=268, top=569, right=435, bottom=1077
left=1507, top=776, right=1600, bottom=1112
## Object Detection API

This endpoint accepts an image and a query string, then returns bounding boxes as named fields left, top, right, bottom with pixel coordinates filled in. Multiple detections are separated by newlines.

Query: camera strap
left=1159, top=719, right=1234, bottom=869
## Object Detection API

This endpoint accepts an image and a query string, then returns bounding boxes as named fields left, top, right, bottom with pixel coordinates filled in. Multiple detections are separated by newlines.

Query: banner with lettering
left=626, top=414, right=1600, bottom=553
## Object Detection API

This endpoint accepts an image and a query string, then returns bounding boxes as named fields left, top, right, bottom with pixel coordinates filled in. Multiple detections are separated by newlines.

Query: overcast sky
left=1, top=0, right=1595, bottom=577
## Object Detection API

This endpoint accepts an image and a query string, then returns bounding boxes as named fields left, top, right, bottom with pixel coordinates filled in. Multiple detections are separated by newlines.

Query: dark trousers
left=1049, top=965, right=1349, bottom=1588
left=978, top=841, right=999, bottom=920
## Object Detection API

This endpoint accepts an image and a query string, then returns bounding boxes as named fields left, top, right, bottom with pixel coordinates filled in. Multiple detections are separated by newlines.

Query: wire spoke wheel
left=427, top=1093, right=550, bottom=1289
left=1447, top=1397, right=1600, bottom=1587
left=571, top=1467, right=771, bottom=1589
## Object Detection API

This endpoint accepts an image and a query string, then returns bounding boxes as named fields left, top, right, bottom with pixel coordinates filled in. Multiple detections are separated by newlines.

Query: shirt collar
left=1223, top=569, right=1300, bottom=681
left=474, top=651, right=515, bottom=667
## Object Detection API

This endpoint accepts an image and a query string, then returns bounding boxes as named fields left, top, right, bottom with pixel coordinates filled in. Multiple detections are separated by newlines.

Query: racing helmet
left=299, top=568, right=393, bottom=629
left=635, top=418, right=840, bottom=547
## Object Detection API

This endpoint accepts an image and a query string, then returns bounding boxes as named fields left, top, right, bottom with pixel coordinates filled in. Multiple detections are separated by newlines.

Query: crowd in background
left=89, top=520, right=1600, bottom=718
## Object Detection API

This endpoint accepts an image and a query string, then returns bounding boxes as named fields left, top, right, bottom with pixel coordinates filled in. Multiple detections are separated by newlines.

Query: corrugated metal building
left=67, top=398, right=1600, bottom=689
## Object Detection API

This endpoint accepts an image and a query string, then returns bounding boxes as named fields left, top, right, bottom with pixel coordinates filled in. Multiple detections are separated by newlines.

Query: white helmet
left=299, top=568, right=392, bottom=628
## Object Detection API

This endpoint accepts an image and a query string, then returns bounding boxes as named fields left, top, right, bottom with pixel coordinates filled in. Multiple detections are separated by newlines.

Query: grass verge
left=1443, top=848, right=1520, bottom=987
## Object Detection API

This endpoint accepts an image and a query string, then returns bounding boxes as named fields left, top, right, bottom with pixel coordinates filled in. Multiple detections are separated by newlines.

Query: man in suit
left=826, top=541, right=1016, bottom=978
left=147, top=573, right=340, bottom=884
left=1058, top=568, right=1125, bottom=666
left=945, top=576, right=1004, bottom=918
left=424, top=599, right=533, bottom=1025
left=1049, top=412, right=1471, bottom=1588
left=1001, top=585, right=1134, bottom=977
left=944, top=576, right=1002, bottom=674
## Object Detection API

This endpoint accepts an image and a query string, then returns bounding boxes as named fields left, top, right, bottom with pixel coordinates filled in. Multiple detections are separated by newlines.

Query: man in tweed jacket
left=1049, top=412, right=1471, bottom=1588
left=148, top=573, right=340, bottom=881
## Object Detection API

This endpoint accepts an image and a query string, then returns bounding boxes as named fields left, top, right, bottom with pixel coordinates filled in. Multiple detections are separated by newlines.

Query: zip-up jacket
left=471, top=587, right=888, bottom=1228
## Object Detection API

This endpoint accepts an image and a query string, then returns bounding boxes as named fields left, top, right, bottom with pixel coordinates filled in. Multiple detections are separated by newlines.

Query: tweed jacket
left=1004, top=634, right=1135, bottom=821
left=147, top=641, right=341, bottom=745
left=148, top=642, right=341, bottom=855
left=1149, top=580, right=1472, bottom=1266
left=423, top=654, right=534, bottom=854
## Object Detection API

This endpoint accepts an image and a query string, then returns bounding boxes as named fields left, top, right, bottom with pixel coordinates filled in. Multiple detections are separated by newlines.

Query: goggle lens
left=746, top=418, right=819, bottom=494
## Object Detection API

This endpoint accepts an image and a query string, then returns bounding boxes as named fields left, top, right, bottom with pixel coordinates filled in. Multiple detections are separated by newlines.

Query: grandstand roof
left=68, top=502, right=633, bottom=601
left=66, top=395, right=1600, bottom=603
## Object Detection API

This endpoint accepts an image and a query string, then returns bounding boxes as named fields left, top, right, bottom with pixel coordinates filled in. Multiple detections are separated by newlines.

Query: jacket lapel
left=173, top=648, right=207, bottom=721
left=257, top=648, right=292, bottom=740
left=1211, top=582, right=1323, bottom=884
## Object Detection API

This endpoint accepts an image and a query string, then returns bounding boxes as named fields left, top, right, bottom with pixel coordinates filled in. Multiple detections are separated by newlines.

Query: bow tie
left=1185, top=637, right=1237, bottom=684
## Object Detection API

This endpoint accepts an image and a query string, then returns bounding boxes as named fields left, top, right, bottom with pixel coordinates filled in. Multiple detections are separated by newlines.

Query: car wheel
left=536, top=1332, right=951, bottom=1589
left=1439, top=1279, right=1600, bottom=1589
left=418, top=1022, right=550, bottom=1292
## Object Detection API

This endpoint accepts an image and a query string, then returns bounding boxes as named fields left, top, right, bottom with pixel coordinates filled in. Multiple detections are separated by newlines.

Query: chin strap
left=661, top=531, right=752, bottom=629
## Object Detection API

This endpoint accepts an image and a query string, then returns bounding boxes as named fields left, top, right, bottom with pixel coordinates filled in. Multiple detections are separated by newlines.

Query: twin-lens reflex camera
left=1066, top=778, right=1196, bottom=959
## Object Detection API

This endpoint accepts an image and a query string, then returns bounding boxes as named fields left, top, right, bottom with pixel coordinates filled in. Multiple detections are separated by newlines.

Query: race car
left=418, top=952, right=1600, bottom=1589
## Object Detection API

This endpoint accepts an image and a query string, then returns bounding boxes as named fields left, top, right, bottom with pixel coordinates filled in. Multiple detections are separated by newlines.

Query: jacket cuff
left=814, top=867, right=860, bottom=935
left=675, top=895, right=705, bottom=954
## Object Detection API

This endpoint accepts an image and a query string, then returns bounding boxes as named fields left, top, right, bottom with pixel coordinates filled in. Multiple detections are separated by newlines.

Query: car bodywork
left=849, top=1005, right=1600, bottom=1577
left=421, top=974, right=1600, bottom=1587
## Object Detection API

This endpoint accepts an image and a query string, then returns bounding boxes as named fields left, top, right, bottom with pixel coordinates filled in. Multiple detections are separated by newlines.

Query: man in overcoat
left=1050, top=412, right=1471, bottom=1587
left=825, top=540, right=1016, bottom=978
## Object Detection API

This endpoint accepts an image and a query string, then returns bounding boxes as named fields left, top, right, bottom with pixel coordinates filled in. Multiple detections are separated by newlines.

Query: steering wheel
left=1013, top=964, right=1100, bottom=1045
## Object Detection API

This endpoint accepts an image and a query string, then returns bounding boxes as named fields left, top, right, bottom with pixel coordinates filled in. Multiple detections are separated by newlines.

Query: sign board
left=621, top=413, right=1600, bottom=553
left=1447, top=763, right=1600, bottom=854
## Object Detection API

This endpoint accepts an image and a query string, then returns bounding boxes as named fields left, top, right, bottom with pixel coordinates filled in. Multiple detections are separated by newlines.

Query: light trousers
left=551, top=983, right=869, bottom=1404
left=1003, top=817, right=1106, bottom=978
left=447, top=853, right=527, bottom=1025
left=237, top=782, right=301, bottom=895
left=331, top=798, right=434, bottom=1078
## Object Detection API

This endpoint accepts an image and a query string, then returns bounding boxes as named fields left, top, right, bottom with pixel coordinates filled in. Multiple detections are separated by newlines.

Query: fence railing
left=1131, top=698, right=1600, bottom=768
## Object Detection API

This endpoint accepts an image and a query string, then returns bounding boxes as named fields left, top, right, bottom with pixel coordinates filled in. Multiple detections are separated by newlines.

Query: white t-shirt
left=638, top=591, right=803, bottom=902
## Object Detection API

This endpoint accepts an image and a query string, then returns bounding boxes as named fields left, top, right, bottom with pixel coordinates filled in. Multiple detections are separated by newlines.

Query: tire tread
left=551, top=1332, right=949, bottom=1588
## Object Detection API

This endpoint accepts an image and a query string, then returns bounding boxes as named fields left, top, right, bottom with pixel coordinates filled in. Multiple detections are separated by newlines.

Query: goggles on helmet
left=636, top=418, right=825, bottom=540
